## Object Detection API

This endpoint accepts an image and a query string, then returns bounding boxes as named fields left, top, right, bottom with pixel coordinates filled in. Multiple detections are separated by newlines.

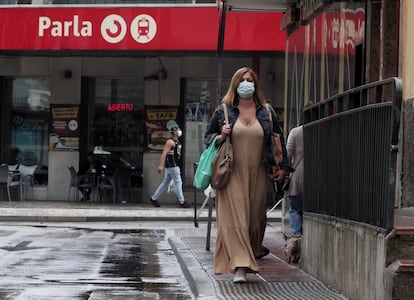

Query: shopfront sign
left=38, top=15, right=93, bottom=37
left=288, top=8, right=365, bottom=55
left=107, top=103, right=135, bottom=112
left=50, top=104, right=80, bottom=151
left=320, top=8, right=365, bottom=55
left=0, top=7, right=285, bottom=51
left=145, top=106, right=179, bottom=152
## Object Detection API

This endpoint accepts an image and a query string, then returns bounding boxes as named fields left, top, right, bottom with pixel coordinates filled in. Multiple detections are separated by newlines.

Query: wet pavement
left=0, top=201, right=348, bottom=299
left=0, top=223, right=193, bottom=299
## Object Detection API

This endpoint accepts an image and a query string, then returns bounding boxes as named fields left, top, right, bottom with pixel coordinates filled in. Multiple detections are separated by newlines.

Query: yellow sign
left=52, top=107, right=79, bottom=119
left=147, top=109, right=177, bottom=121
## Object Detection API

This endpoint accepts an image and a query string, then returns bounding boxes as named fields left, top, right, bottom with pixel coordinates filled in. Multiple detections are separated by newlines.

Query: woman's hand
left=221, top=124, right=232, bottom=137
left=218, top=124, right=232, bottom=143
left=158, top=165, right=164, bottom=174
left=271, top=167, right=287, bottom=182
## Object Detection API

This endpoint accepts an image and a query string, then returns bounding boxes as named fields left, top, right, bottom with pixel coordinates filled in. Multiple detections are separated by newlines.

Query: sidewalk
left=171, top=223, right=347, bottom=300
left=0, top=200, right=347, bottom=299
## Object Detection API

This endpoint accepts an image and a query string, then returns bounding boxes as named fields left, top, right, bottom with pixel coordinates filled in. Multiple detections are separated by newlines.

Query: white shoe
left=233, top=268, right=247, bottom=283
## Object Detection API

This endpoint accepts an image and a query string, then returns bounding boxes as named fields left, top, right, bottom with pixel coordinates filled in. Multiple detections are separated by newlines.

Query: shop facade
left=0, top=4, right=286, bottom=202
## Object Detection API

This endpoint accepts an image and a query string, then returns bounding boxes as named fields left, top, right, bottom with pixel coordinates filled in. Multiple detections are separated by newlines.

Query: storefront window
left=0, top=78, right=50, bottom=185
left=83, top=77, right=145, bottom=187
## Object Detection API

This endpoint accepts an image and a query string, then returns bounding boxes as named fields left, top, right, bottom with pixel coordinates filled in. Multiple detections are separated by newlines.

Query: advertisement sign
left=145, top=106, right=179, bottom=152
left=49, top=104, right=79, bottom=151
left=0, top=7, right=285, bottom=51
left=288, top=8, right=365, bottom=55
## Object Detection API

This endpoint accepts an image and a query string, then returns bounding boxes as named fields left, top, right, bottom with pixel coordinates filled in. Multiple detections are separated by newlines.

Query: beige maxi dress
left=214, top=118, right=268, bottom=275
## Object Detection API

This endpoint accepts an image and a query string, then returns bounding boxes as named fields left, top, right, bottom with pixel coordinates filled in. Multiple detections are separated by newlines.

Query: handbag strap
left=223, top=103, right=229, bottom=126
left=222, top=103, right=231, bottom=149
left=291, top=156, right=303, bottom=172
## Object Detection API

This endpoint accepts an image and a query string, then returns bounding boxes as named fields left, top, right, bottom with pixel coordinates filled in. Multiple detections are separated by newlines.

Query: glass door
left=81, top=77, right=145, bottom=188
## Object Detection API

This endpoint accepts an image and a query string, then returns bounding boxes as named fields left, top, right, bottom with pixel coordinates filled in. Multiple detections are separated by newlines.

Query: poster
left=145, top=105, right=179, bottom=152
left=49, top=104, right=80, bottom=151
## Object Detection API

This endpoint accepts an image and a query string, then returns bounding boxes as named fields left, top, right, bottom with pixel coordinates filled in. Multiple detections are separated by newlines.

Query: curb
left=0, top=216, right=282, bottom=223
left=0, top=206, right=282, bottom=223
left=0, top=215, right=199, bottom=222
left=168, top=235, right=216, bottom=299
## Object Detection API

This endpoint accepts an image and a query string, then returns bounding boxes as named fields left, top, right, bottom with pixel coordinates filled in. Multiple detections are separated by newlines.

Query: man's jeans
left=152, top=166, right=185, bottom=204
left=287, top=194, right=303, bottom=235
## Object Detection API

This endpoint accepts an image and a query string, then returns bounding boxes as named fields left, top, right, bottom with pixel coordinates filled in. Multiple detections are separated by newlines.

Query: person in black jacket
left=149, top=122, right=191, bottom=208
left=204, top=67, right=289, bottom=283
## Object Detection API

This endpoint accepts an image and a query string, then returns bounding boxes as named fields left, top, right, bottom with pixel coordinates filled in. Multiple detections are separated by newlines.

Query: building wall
left=291, top=1, right=407, bottom=299
left=302, top=214, right=387, bottom=300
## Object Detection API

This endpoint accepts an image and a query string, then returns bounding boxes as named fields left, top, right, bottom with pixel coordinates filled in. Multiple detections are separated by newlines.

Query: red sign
left=107, top=103, right=134, bottom=112
left=225, top=11, right=286, bottom=51
left=0, top=7, right=285, bottom=51
left=288, top=8, right=365, bottom=55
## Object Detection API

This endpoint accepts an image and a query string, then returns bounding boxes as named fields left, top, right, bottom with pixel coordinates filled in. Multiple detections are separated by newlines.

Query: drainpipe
left=217, top=0, right=227, bottom=105
left=401, top=0, right=414, bottom=207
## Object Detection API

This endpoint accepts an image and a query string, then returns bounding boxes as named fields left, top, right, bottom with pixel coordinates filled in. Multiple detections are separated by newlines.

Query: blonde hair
left=222, top=67, right=267, bottom=107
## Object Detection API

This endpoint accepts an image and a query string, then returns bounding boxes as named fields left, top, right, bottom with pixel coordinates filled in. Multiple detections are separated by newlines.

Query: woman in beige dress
left=205, top=67, right=289, bottom=283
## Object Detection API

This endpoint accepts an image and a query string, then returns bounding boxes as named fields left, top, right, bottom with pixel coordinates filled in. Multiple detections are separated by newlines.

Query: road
left=0, top=221, right=194, bottom=300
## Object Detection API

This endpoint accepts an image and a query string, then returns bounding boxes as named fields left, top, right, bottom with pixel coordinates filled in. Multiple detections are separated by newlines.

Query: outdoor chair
left=0, top=164, right=23, bottom=202
left=67, top=166, right=93, bottom=201
left=8, top=164, right=19, bottom=172
left=18, top=164, right=37, bottom=200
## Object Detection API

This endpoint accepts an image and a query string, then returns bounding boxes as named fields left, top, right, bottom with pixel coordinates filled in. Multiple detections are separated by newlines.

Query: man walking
left=149, top=122, right=191, bottom=208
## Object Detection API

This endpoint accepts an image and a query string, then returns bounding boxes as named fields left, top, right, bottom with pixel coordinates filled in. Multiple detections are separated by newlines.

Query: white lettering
left=80, top=21, right=92, bottom=36
left=38, top=16, right=51, bottom=37
left=63, top=20, right=73, bottom=37
left=38, top=15, right=92, bottom=37
left=73, top=15, right=79, bottom=37
left=331, top=18, right=340, bottom=49
left=51, top=21, right=62, bottom=37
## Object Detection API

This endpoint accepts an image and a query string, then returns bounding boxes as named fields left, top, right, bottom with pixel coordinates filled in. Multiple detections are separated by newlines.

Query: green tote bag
left=193, top=136, right=220, bottom=190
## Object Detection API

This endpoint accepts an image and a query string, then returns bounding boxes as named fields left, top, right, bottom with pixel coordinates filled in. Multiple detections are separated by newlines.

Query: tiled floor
left=199, top=208, right=414, bottom=286
left=258, top=228, right=314, bottom=283
left=202, top=223, right=316, bottom=284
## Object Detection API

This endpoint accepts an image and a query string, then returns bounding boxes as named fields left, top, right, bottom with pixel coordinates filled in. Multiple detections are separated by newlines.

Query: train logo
left=101, top=14, right=157, bottom=44
left=130, top=14, right=157, bottom=44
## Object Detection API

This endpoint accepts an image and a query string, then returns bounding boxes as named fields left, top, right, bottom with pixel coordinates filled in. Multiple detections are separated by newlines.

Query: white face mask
left=177, top=130, right=182, bottom=137
left=237, top=80, right=255, bottom=98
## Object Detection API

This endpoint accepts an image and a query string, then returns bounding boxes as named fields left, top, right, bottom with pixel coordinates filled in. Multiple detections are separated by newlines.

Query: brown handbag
left=211, top=103, right=233, bottom=190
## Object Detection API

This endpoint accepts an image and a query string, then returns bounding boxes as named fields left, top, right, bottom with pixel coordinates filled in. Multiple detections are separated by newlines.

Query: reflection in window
left=183, top=79, right=229, bottom=185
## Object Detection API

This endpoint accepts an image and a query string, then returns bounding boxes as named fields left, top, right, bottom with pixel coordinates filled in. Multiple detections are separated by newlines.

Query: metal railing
left=303, top=78, right=402, bottom=233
